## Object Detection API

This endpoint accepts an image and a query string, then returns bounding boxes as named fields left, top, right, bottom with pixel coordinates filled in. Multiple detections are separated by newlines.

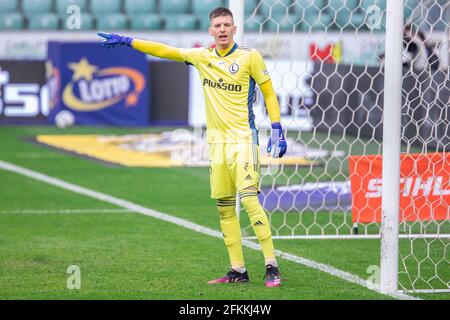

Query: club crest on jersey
left=229, top=63, right=239, bottom=74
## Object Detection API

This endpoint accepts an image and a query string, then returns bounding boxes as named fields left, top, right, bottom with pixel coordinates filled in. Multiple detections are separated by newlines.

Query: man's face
left=208, top=15, right=236, bottom=49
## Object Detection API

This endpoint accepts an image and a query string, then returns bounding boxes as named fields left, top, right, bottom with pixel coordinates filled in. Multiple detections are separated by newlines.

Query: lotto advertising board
left=47, top=41, right=149, bottom=126
left=349, top=153, right=450, bottom=224
left=0, top=61, right=48, bottom=124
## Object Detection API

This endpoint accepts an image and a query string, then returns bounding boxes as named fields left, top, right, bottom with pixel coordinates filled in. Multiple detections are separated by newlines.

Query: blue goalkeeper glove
left=267, top=122, right=287, bottom=158
left=97, top=32, right=133, bottom=48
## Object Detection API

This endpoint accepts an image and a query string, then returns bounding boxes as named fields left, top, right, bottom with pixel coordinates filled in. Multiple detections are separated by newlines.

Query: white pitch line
left=0, top=159, right=419, bottom=300
left=0, top=209, right=133, bottom=215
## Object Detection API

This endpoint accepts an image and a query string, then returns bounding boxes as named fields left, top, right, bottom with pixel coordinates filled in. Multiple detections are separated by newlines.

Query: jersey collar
left=215, top=42, right=238, bottom=58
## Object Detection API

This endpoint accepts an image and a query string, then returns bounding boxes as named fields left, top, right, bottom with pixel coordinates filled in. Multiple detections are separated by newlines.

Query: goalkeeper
left=98, top=7, right=287, bottom=288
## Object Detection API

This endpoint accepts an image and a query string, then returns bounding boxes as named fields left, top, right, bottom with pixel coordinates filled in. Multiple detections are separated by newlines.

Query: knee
left=238, top=188, right=259, bottom=211
left=217, top=197, right=236, bottom=219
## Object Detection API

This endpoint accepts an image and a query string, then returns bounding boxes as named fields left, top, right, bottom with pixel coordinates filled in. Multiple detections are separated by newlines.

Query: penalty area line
left=0, top=159, right=419, bottom=300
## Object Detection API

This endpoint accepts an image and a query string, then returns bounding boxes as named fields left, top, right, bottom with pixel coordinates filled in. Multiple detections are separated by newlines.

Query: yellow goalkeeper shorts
left=208, top=143, right=261, bottom=199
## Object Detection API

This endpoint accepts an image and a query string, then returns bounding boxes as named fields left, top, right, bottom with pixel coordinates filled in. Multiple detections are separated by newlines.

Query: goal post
left=229, top=0, right=245, bottom=44
left=380, top=0, right=403, bottom=294
left=235, top=0, right=450, bottom=294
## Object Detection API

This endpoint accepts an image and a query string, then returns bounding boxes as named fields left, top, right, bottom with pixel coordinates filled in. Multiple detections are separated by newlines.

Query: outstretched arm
left=97, top=32, right=184, bottom=62
left=131, top=39, right=184, bottom=62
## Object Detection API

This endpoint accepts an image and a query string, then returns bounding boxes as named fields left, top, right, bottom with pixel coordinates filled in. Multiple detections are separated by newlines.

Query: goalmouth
left=231, top=0, right=450, bottom=295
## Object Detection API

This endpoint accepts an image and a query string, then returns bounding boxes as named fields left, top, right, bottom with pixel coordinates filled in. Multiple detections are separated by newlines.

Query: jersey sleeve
left=249, top=49, right=271, bottom=85
left=179, top=47, right=205, bottom=67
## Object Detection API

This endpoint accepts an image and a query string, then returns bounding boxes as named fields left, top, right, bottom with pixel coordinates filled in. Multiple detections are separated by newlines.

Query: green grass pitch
left=0, top=126, right=448, bottom=300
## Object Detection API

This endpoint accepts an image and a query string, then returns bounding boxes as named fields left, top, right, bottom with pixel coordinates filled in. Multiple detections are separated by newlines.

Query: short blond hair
left=209, top=7, right=234, bottom=20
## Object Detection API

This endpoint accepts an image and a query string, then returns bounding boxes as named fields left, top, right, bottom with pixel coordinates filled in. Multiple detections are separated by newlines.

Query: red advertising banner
left=349, top=153, right=450, bottom=223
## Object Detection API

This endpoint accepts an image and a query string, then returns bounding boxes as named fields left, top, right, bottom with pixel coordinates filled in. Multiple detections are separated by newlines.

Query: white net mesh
left=240, top=0, right=449, bottom=293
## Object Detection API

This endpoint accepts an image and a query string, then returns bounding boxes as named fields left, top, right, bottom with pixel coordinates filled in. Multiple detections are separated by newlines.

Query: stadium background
left=0, top=0, right=449, bottom=300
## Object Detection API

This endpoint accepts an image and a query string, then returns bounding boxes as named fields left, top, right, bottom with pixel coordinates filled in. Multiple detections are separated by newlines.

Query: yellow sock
left=239, top=191, right=276, bottom=262
left=217, top=198, right=245, bottom=268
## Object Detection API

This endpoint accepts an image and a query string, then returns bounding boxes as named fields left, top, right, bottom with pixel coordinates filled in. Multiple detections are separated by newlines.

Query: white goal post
left=232, top=0, right=450, bottom=294
left=380, top=0, right=403, bottom=294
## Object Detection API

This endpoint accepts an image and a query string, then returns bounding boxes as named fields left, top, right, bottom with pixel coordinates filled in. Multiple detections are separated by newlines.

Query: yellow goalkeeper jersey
left=180, top=43, right=271, bottom=144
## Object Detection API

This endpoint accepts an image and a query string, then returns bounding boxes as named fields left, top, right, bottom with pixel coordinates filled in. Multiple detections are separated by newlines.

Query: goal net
left=238, top=0, right=449, bottom=294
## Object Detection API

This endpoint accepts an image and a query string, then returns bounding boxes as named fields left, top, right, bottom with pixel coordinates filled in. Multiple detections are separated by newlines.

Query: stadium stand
left=129, top=14, right=162, bottom=30
left=124, top=0, right=157, bottom=14
left=192, top=0, right=224, bottom=15
left=28, top=13, right=60, bottom=30
left=0, top=13, right=24, bottom=30
left=56, top=0, right=87, bottom=15
left=0, top=1, right=23, bottom=30
left=22, top=0, right=53, bottom=14
left=164, top=14, right=198, bottom=30
left=160, top=0, right=190, bottom=14
left=0, top=0, right=19, bottom=12
left=0, top=0, right=424, bottom=31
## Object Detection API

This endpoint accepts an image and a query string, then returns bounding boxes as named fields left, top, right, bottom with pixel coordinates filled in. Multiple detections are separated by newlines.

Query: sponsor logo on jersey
left=229, top=63, right=239, bottom=74
left=203, top=78, right=242, bottom=92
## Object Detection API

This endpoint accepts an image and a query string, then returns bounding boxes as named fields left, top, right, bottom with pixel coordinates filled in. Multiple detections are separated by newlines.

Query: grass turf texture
left=0, top=126, right=448, bottom=300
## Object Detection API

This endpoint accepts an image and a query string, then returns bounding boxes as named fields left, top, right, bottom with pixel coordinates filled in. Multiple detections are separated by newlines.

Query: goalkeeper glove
left=97, top=32, right=133, bottom=48
left=267, top=122, right=287, bottom=158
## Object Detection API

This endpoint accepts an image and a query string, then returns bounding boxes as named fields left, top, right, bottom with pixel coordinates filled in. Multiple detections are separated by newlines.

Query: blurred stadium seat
left=164, top=14, right=197, bottom=30
left=259, top=0, right=292, bottom=17
left=300, top=8, right=333, bottom=31
left=124, top=0, right=157, bottom=14
left=160, top=0, right=190, bottom=14
left=0, top=0, right=21, bottom=30
left=22, top=0, right=53, bottom=14
left=293, top=0, right=324, bottom=23
left=328, top=0, right=362, bottom=30
left=244, top=0, right=259, bottom=15
left=245, top=14, right=263, bottom=32
left=130, top=14, right=162, bottom=30
left=265, top=15, right=299, bottom=32
left=404, top=0, right=418, bottom=19
left=192, top=0, right=224, bottom=15
left=90, top=0, right=121, bottom=14
left=328, top=0, right=359, bottom=12
left=96, top=13, right=128, bottom=30
left=334, top=11, right=365, bottom=29
left=0, top=12, right=24, bottom=30
left=198, top=14, right=211, bottom=30
left=0, top=0, right=19, bottom=12
left=28, top=13, right=60, bottom=30
left=293, top=0, right=326, bottom=11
